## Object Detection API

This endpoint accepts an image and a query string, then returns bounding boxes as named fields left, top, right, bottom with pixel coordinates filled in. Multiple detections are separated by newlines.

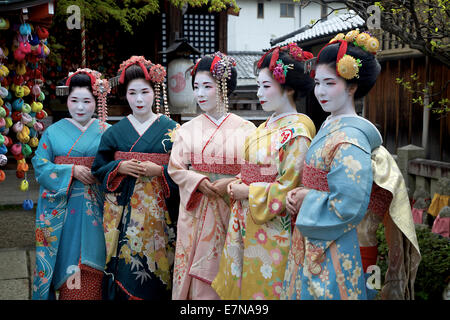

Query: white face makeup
left=193, top=71, right=218, bottom=114
left=67, top=87, right=96, bottom=127
left=126, top=78, right=155, bottom=120
left=314, top=64, right=355, bottom=116
left=256, top=68, right=291, bottom=115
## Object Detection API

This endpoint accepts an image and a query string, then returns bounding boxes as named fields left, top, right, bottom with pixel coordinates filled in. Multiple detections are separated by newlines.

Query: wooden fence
left=365, top=55, right=450, bottom=162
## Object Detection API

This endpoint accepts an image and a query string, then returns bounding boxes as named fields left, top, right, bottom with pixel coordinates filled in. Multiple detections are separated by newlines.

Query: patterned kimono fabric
left=91, top=114, right=179, bottom=300
left=282, top=116, right=420, bottom=300
left=32, top=119, right=107, bottom=300
left=169, top=113, right=256, bottom=300
left=212, top=113, right=316, bottom=300
left=356, top=146, right=420, bottom=299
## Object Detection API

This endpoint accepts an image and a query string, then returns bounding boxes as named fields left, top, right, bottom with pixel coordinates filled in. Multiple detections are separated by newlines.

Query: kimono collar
left=267, top=111, right=298, bottom=126
left=65, top=118, right=96, bottom=132
left=127, top=113, right=159, bottom=136
left=320, top=115, right=382, bottom=151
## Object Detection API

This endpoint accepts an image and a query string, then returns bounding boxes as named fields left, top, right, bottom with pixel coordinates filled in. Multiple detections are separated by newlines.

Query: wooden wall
left=365, top=56, right=450, bottom=162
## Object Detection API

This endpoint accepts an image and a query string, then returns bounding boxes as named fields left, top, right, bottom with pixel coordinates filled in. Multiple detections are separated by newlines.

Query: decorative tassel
left=162, top=82, right=169, bottom=117
left=155, top=83, right=161, bottom=114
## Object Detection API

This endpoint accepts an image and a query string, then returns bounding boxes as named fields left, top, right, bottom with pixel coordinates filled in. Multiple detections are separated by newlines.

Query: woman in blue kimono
left=282, top=30, right=420, bottom=300
left=32, top=69, right=111, bottom=300
left=91, top=56, right=179, bottom=300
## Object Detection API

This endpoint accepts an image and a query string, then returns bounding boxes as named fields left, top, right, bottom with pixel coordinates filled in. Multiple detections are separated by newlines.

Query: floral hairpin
left=272, top=59, right=294, bottom=84
left=258, top=43, right=314, bottom=84
left=319, top=29, right=380, bottom=80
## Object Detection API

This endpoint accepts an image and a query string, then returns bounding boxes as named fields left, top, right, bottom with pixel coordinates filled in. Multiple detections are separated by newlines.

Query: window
left=257, top=2, right=264, bottom=19
left=280, top=3, right=294, bottom=18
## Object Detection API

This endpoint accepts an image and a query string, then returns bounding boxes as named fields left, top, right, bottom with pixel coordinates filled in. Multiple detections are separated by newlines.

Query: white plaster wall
left=228, top=0, right=348, bottom=51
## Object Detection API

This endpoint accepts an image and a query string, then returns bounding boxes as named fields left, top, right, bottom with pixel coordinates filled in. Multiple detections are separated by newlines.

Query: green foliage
left=56, top=0, right=239, bottom=34
left=396, top=74, right=449, bottom=115
left=376, top=223, right=450, bottom=300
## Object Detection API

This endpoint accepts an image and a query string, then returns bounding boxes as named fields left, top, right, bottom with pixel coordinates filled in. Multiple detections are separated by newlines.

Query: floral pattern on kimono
left=31, top=119, right=107, bottom=300
left=92, top=114, right=179, bottom=300
left=212, top=113, right=316, bottom=300
left=282, top=116, right=383, bottom=300
left=168, top=113, right=256, bottom=300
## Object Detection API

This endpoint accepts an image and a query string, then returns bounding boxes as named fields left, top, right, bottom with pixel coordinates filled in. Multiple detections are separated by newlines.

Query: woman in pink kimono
left=168, top=52, right=256, bottom=299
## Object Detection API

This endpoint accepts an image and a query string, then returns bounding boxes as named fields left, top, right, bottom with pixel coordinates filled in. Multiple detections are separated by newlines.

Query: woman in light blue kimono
left=281, top=31, right=420, bottom=300
left=32, top=69, right=110, bottom=300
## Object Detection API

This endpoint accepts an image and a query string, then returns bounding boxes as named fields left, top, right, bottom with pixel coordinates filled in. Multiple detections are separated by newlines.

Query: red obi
left=241, top=161, right=278, bottom=185
left=190, top=155, right=241, bottom=176
left=54, top=156, right=95, bottom=168
left=301, top=161, right=392, bottom=218
left=114, top=151, right=170, bottom=165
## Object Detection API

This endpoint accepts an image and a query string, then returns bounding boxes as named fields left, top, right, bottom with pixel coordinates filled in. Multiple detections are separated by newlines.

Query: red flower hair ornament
left=257, top=43, right=314, bottom=84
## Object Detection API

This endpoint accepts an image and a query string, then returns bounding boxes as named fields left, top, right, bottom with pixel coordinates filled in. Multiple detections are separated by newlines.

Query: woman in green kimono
left=92, top=56, right=179, bottom=300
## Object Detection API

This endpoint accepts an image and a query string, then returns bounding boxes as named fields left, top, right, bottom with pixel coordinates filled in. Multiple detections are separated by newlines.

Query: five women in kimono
left=32, top=29, right=419, bottom=301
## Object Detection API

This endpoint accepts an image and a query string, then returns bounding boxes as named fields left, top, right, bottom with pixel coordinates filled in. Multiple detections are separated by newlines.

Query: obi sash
left=54, top=156, right=95, bottom=167
left=240, top=161, right=278, bottom=185
left=301, top=161, right=392, bottom=218
left=301, top=161, right=393, bottom=273
left=114, top=151, right=170, bottom=165
left=190, top=155, right=241, bottom=176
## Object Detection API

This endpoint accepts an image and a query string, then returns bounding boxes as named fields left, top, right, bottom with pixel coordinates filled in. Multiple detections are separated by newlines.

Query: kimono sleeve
left=248, top=135, right=310, bottom=224
left=296, top=138, right=373, bottom=241
left=167, top=129, right=208, bottom=211
left=31, top=128, right=74, bottom=196
left=91, top=129, right=126, bottom=192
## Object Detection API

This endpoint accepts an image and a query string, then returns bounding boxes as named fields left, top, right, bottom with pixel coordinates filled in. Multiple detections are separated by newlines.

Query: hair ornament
left=272, top=59, right=294, bottom=84
left=312, top=29, right=380, bottom=80
left=258, top=43, right=314, bottom=84
left=337, top=54, right=362, bottom=80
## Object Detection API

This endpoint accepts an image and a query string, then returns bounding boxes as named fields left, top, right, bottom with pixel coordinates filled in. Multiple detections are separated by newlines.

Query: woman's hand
left=140, top=161, right=163, bottom=177
left=228, top=181, right=249, bottom=200
left=286, top=187, right=310, bottom=216
left=212, top=178, right=238, bottom=197
left=117, top=159, right=145, bottom=178
left=198, top=179, right=220, bottom=198
left=74, top=165, right=97, bottom=185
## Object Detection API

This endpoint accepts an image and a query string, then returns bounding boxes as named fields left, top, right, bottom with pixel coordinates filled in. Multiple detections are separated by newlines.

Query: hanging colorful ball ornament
left=0, top=154, right=7, bottom=166
left=0, top=169, right=5, bottom=182
left=22, top=199, right=33, bottom=210
left=20, top=179, right=29, bottom=191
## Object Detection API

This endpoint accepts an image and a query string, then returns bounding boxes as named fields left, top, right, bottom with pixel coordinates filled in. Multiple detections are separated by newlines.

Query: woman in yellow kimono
left=212, top=44, right=316, bottom=300
left=169, top=52, right=256, bottom=299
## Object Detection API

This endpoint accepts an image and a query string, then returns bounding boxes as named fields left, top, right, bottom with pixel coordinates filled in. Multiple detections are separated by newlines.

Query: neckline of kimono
left=127, top=113, right=160, bottom=137
left=322, top=114, right=383, bottom=143
left=65, top=118, right=96, bottom=132
left=265, top=111, right=298, bottom=127
left=203, top=112, right=230, bottom=127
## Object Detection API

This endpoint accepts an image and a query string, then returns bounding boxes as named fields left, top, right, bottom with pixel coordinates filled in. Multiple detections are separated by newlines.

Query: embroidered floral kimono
left=91, top=114, right=179, bottom=300
left=32, top=118, right=107, bottom=300
left=282, top=116, right=420, bottom=300
left=168, top=113, right=256, bottom=300
left=212, top=113, right=316, bottom=300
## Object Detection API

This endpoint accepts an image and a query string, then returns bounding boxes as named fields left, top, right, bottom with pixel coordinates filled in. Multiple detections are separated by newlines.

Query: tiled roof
left=274, top=12, right=365, bottom=47
left=228, top=51, right=263, bottom=80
